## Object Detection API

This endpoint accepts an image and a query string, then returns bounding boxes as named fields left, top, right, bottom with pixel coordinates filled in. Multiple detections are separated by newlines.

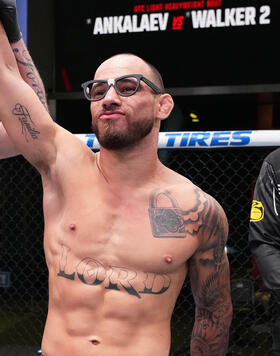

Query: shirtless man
left=0, top=0, right=48, bottom=159
left=0, top=13, right=232, bottom=356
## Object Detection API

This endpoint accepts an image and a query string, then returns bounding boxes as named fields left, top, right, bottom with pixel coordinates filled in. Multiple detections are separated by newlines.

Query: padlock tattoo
left=149, top=189, right=205, bottom=238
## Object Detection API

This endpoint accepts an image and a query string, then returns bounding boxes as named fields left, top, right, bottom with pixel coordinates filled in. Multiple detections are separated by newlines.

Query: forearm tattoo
left=191, top=266, right=230, bottom=355
left=149, top=189, right=206, bottom=238
left=12, top=103, right=40, bottom=142
left=13, top=48, right=48, bottom=111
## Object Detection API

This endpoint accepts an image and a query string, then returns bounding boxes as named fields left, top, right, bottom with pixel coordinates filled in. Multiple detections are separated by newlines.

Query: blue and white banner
left=75, top=130, right=280, bottom=150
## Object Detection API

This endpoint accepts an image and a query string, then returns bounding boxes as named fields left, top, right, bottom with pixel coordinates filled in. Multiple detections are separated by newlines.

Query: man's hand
left=0, top=0, right=21, bottom=43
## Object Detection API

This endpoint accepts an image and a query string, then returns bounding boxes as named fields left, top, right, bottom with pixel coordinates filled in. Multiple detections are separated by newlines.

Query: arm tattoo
left=148, top=189, right=231, bottom=352
left=149, top=189, right=206, bottom=238
left=12, top=103, right=40, bottom=142
left=199, top=197, right=228, bottom=270
left=190, top=197, right=232, bottom=355
left=13, top=48, right=48, bottom=111
left=191, top=266, right=231, bottom=355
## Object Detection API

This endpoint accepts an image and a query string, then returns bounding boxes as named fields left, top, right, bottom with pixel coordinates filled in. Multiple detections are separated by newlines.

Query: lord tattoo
left=57, top=245, right=171, bottom=299
left=12, top=103, right=40, bottom=142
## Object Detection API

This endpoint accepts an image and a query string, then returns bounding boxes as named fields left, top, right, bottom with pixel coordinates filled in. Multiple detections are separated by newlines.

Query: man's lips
left=99, top=111, right=125, bottom=120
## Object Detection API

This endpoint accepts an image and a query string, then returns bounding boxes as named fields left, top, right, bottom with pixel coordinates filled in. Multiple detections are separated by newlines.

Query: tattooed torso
left=39, top=153, right=231, bottom=356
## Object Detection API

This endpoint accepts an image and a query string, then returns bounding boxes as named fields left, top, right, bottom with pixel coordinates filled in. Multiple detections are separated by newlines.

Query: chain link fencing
left=0, top=145, right=278, bottom=355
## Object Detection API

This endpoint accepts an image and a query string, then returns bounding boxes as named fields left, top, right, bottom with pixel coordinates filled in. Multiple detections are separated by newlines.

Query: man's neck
left=97, top=136, right=161, bottom=188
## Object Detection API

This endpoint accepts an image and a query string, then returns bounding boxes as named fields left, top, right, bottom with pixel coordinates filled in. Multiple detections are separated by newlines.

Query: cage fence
left=0, top=131, right=279, bottom=356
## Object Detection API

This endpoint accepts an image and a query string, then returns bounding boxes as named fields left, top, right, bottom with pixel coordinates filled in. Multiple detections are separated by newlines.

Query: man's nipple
left=164, top=256, right=173, bottom=264
left=69, top=224, right=76, bottom=231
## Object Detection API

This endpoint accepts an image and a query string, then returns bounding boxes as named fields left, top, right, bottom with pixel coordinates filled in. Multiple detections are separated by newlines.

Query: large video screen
left=55, top=0, right=279, bottom=91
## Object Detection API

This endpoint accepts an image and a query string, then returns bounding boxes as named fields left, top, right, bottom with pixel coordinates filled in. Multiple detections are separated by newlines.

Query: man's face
left=90, top=55, right=159, bottom=150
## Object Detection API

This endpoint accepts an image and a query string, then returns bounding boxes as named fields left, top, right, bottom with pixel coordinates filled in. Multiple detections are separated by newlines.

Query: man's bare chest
left=45, top=183, right=202, bottom=298
left=56, top=194, right=197, bottom=271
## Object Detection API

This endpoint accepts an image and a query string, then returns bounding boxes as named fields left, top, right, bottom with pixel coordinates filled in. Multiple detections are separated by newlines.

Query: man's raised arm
left=0, top=20, right=57, bottom=170
left=0, top=0, right=49, bottom=159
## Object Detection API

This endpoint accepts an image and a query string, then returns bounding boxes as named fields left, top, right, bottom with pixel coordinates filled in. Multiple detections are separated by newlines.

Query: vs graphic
left=172, top=16, right=185, bottom=30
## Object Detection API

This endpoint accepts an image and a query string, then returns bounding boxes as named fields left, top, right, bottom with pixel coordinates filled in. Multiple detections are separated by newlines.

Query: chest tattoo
left=57, top=245, right=171, bottom=299
left=149, top=189, right=206, bottom=238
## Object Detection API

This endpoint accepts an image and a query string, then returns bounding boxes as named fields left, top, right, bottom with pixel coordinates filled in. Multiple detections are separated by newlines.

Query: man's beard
left=92, top=117, right=154, bottom=150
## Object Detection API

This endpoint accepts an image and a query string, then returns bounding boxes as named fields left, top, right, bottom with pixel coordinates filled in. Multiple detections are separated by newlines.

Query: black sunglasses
left=81, top=74, right=164, bottom=101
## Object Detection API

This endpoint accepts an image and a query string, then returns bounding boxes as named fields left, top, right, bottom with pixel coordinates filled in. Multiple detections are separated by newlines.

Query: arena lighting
left=190, top=112, right=199, bottom=123
left=225, top=246, right=238, bottom=255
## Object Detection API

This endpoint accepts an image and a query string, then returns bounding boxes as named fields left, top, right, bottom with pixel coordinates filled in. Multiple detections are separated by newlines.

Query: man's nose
left=102, top=84, right=121, bottom=106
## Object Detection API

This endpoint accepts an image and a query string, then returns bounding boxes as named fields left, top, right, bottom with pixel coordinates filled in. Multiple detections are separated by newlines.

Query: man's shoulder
left=159, top=172, right=228, bottom=248
left=174, top=180, right=228, bottom=231
left=164, top=169, right=213, bottom=204
left=161, top=165, right=225, bottom=214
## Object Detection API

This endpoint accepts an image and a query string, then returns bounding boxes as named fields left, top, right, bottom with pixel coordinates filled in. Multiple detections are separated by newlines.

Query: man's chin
left=97, top=135, right=135, bottom=150
left=92, top=119, right=154, bottom=150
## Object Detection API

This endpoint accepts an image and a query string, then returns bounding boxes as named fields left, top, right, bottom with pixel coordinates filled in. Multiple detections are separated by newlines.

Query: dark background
left=54, top=0, right=279, bottom=90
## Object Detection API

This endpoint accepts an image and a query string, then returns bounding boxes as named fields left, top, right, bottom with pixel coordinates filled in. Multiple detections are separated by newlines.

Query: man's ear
left=156, top=94, right=174, bottom=121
